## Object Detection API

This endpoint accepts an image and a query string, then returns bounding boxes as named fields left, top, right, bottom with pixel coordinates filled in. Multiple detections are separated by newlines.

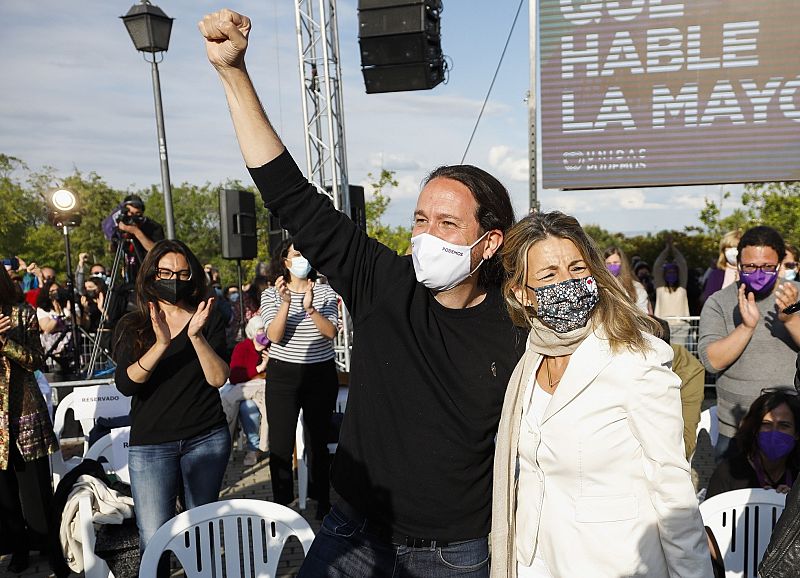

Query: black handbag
left=759, top=482, right=800, bottom=578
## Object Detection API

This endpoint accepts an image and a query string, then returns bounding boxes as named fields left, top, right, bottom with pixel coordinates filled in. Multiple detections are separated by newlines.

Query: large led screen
left=539, top=0, right=800, bottom=189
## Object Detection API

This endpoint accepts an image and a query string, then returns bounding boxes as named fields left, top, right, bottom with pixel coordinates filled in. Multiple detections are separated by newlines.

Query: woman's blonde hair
left=501, top=212, right=660, bottom=354
left=716, top=229, right=742, bottom=269
left=602, top=245, right=637, bottom=303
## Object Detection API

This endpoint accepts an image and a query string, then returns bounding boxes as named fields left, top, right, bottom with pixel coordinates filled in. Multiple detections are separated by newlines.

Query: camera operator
left=114, top=194, right=164, bottom=279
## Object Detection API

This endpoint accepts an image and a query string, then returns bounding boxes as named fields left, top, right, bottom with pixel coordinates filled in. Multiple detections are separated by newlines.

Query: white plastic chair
left=700, top=488, right=786, bottom=578
left=296, top=386, right=348, bottom=509
left=51, top=385, right=130, bottom=486
left=697, top=405, right=719, bottom=449
left=77, top=495, right=114, bottom=578
left=83, top=426, right=131, bottom=484
left=139, top=499, right=315, bottom=578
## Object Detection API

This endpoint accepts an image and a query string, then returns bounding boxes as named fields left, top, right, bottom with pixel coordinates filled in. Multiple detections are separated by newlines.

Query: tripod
left=85, top=241, right=126, bottom=378
left=61, top=225, right=82, bottom=375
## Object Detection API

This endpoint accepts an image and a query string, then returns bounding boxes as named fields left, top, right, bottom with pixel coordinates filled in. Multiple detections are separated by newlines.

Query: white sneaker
left=243, top=451, right=259, bottom=467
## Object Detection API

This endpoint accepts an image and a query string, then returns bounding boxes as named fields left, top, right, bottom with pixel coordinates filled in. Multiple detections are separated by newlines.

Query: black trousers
left=266, top=357, right=338, bottom=507
left=0, top=439, right=54, bottom=554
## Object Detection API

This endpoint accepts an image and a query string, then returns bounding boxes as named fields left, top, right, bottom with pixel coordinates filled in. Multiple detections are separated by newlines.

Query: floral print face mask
left=526, top=276, right=599, bottom=333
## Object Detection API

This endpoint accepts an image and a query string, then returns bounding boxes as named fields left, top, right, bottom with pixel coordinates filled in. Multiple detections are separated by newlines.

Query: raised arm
left=653, top=246, right=668, bottom=288
left=201, top=9, right=409, bottom=322
left=199, top=9, right=283, bottom=168
left=672, top=245, right=688, bottom=288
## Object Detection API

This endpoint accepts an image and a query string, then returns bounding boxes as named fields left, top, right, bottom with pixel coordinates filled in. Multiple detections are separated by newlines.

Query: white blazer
left=493, top=329, right=712, bottom=578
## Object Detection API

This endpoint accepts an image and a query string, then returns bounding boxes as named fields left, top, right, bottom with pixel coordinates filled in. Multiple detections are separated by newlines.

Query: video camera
left=2, top=257, right=19, bottom=271
left=116, top=212, right=145, bottom=227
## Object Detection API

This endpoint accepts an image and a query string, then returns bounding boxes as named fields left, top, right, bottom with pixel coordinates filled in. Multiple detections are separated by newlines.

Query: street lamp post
left=121, top=0, right=176, bottom=240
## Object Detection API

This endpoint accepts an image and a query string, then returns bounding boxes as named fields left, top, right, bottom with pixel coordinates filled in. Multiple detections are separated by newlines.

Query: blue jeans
left=238, top=399, right=261, bottom=451
left=298, top=504, right=490, bottom=577
left=128, top=424, right=231, bottom=552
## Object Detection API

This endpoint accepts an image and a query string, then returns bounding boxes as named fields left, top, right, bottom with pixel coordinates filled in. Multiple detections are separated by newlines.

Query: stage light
left=47, top=189, right=81, bottom=227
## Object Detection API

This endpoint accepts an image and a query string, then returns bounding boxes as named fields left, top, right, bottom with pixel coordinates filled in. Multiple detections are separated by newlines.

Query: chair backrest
left=83, top=434, right=115, bottom=471
left=83, top=426, right=131, bottom=484
left=53, top=384, right=130, bottom=445
left=697, top=405, right=719, bottom=449
left=139, top=499, right=315, bottom=578
left=699, top=488, right=786, bottom=578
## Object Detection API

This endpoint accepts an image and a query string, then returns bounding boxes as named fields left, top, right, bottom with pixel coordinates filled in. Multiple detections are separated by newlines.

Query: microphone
left=784, top=300, right=800, bottom=315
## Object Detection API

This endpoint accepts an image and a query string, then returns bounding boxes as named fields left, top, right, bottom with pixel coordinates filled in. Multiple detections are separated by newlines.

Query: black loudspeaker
left=363, top=60, right=444, bottom=93
left=349, top=185, right=367, bottom=232
left=219, top=189, right=257, bottom=260
left=267, top=211, right=288, bottom=259
left=359, top=33, right=441, bottom=66
left=358, top=0, right=444, bottom=94
left=358, top=3, right=440, bottom=37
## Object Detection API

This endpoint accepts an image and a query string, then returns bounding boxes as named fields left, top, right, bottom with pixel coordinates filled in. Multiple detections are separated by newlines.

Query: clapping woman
left=113, top=240, right=230, bottom=568
left=261, top=239, right=339, bottom=518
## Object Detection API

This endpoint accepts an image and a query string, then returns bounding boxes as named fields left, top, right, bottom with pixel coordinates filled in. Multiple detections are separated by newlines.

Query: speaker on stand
left=219, top=189, right=258, bottom=337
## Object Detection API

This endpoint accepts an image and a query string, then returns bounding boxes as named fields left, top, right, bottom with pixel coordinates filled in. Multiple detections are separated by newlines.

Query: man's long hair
left=423, top=165, right=515, bottom=288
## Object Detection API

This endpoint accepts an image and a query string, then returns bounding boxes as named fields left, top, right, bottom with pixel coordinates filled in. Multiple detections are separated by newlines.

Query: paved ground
left=0, top=394, right=718, bottom=577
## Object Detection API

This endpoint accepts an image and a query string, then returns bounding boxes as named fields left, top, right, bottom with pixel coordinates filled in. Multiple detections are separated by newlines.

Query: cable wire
left=460, top=0, right=526, bottom=164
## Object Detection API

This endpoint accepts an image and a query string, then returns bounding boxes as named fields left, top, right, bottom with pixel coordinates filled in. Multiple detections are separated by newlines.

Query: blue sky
left=0, top=1, right=744, bottom=234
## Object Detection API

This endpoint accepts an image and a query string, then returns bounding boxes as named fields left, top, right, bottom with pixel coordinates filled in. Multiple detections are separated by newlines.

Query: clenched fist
left=199, top=9, right=251, bottom=71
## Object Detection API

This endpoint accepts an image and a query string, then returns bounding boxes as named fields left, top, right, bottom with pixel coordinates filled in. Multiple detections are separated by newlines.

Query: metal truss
left=294, top=0, right=352, bottom=372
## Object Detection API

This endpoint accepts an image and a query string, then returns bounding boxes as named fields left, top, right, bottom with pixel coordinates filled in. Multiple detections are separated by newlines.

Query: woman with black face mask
left=113, top=240, right=230, bottom=575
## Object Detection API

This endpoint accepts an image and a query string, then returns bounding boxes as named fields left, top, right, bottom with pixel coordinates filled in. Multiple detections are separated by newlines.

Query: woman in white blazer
left=491, top=212, right=712, bottom=578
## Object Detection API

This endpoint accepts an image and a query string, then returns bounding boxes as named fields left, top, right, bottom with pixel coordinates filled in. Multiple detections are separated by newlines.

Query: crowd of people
left=2, top=7, right=800, bottom=577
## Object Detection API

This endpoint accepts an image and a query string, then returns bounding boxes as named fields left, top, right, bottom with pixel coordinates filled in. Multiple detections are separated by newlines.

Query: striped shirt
left=260, top=283, right=339, bottom=364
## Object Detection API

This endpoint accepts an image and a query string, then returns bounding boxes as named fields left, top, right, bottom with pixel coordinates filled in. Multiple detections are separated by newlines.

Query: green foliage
left=585, top=224, right=718, bottom=271
left=135, top=180, right=272, bottom=288
left=0, top=154, right=272, bottom=286
left=691, top=181, right=800, bottom=248
left=365, top=169, right=412, bottom=255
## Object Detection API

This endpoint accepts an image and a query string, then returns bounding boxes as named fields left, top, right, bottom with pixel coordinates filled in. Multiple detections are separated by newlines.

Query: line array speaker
left=357, top=0, right=444, bottom=94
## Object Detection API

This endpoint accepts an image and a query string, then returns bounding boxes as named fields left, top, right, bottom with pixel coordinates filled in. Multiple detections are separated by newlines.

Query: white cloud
left=544, top=188, right=668, bottom=213
left=487, top=145, right=529, bottom=183
left=367, top=152, right=424, bottom=172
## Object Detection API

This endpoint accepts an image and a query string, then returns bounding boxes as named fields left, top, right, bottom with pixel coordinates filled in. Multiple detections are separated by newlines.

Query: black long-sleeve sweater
left=114, top=308, right=228, bottom=446
left=250, top=150, right=525, bottom=541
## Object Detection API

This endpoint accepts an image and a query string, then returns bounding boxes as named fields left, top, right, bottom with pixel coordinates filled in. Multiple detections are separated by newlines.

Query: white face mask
left=410, top=231, right=489, bottom=291
left=724, top=247, right=738, bottom=266
left=288, top=256, right=312, bottom=279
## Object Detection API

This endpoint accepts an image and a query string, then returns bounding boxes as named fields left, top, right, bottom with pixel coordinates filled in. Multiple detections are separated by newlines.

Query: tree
left=365, top=169, right=411, bottom=255
left=691, top=181, right=800, bottom=246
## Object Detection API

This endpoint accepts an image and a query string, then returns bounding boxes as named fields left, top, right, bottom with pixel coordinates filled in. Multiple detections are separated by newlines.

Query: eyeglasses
left=761, top=387, right=799, bottom=396
left=784, top=262, right=798, bottom=270
left=155, top=268, right=192, bottom=281
left=740, top=263, right=779, bottom=274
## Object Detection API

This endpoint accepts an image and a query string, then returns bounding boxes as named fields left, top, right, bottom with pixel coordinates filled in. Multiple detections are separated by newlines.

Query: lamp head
left=121, top=1, right=173, bottom=54
left=47, top=189, right=81, bottom=227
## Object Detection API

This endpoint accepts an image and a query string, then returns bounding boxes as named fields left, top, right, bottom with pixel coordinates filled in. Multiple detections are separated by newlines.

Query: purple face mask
left=255, top=333, right=270, bottom=347
left=758, top=430, right=796, bottom=462
left=606, top=263, right=621, bottom=277
left=740, top=269, right=778, bottom=294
